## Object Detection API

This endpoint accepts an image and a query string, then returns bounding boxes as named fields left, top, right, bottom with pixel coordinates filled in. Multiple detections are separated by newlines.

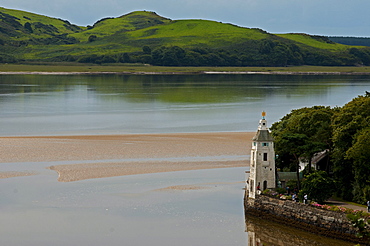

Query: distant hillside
left=329, top=36, right=370, bottom=47
left=1, top=7, right=370, bottom=66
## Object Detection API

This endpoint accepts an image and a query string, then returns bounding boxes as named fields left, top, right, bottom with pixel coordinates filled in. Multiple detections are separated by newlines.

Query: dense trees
left=271, top=93, right=370, bottom=204
left=68, top=41, right=370, bottom=67
left=271, top=106, right=334, bottom=189
left=271, top=107, right=333, bottom=164
left=329, top=36, right=370, bottom=47
left=331, top=92, right=370, bottom=202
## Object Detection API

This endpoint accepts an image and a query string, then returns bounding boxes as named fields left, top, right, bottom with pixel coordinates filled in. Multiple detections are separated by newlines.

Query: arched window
left=263, top=180, right=267, bottom=191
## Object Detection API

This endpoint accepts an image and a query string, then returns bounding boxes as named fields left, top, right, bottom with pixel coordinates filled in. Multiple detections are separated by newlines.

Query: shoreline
left=1, top=71, right=370, bottom=75
left=0, top=132, right=253, bottom=182
left=2, top=64, right=370, bottom=75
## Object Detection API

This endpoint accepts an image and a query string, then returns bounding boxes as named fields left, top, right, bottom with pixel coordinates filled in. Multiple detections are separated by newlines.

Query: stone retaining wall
left=244, top=192, right=369, bottom=244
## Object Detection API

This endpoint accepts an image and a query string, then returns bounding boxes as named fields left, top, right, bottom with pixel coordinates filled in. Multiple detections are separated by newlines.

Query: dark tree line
left=65, top=40, right=370, bottom=66
left=3, top=31, right=370, bottom=66
left=271, top=92, right=370, bottom=204
left=329, top=36, right=370, bottom=47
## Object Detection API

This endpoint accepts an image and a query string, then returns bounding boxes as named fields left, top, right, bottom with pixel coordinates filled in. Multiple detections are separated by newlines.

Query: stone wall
left=244, top=192, right=369, bottom=244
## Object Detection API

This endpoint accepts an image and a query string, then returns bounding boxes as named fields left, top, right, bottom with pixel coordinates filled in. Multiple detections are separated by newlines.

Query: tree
left=117, top=53, right=131, bottom=63
left=142, top=46, right=151, bottom=55
left=274, top=133, right=308, bottom=190
left=271, top=106, right=334, bottom=189
left=345, top=128, right=370, bottom=203
left=88, top=35, right=97, bottom=42
left=137, top=54, right=152, bottom=64
left=331, top=93, right=370, bottom=201
left=300, top=171, right=336, bottom=204
left=271, top=106, right=334, bottom=170
left=24, top=22, right=33, bottom=33
left=151, top=46, right=187, bottom=66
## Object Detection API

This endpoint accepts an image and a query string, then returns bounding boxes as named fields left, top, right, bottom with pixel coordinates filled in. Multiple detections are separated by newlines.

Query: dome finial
left=262, top=111, right=266, bottom=119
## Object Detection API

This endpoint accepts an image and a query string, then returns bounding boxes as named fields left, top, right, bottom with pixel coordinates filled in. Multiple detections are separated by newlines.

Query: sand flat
left=0, top=132, right=253, bottom=181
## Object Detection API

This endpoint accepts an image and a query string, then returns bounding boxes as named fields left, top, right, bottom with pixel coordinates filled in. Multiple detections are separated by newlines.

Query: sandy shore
left=1, top=132, right=253, bottom=182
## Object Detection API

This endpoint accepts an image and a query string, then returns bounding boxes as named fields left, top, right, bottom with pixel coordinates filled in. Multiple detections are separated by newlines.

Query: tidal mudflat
left=0, top=132, right=253, bottom=246
left=0, top=132, right=253, bottom=181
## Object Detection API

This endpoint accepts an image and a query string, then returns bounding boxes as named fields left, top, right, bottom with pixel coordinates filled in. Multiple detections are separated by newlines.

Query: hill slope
left=328, top=36, right=370, bottom=47
left=0, top=7, right=83, bottom=42
left=1, top=7, right=370, bottom=66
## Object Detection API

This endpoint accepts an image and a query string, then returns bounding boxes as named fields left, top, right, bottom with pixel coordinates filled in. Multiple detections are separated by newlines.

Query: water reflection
left=1, top=74, right=369, bottom=103
left=1, top=74, right=370, bottom=136
left=245, top=214, right=354, bottom=246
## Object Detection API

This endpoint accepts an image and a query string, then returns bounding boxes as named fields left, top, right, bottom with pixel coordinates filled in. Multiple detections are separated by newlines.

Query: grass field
left=277, top=34, right=351, bottom=51
left=1, top=63, right=370, bottom=74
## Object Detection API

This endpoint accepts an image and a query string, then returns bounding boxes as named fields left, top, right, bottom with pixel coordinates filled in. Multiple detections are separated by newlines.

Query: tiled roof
left=252, top=130, right=274, bottom=141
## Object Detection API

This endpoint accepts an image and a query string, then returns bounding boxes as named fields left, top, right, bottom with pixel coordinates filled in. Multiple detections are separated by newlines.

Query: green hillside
left=277, top=33, right=348, bottom=50
left=1, top=7, right=370, bottom=66
left=0, top=7, right=83, bottom=40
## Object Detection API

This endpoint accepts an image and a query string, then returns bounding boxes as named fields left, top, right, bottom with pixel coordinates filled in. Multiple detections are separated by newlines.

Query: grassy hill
left=1, top=7, right=370, bottom=66
left=0, top=7, right=83, bottom=41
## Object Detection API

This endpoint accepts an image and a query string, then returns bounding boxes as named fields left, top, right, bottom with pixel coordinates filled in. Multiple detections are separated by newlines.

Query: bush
left=276, top=187, right=286, bottom=194
left=300, top=171, right=336, bottom=204
left=88, top=35, right=97, bottom=42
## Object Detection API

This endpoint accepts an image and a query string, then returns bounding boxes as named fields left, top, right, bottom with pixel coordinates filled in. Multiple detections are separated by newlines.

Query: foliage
left=272, top=95, right=370, bottom=204
left=0, top=7, right=83, bottom=38
left=312, top=202, right=370, bottom=218
left=300, top=171, right=336, bottom=204
left=262, top=189, right=280, bottom=198
left=286, top=180, right=299, bottom=190
left=29, top=34, right=80, bottom=45
left=347, top=214, right=370, bottom=238
left=0, top=53, right=18, bottom=63
left=275, top=187, right=286, bottom=194
left=329, top=36, right=370, bottom=47
left=88, top=35, right=97, bottom=42
left=1, top=7, right=370, bottom=66
left=271, top=106, right=334, bottom=189
left=311, top=202, right=370, bottom=237
left=331, top=93, right=370, bottom=202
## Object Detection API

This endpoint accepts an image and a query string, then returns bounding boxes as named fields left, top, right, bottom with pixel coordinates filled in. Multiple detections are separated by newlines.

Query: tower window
left=263, top=153, right=268, bottom=161
left=262, top=143, right=269, bottom=147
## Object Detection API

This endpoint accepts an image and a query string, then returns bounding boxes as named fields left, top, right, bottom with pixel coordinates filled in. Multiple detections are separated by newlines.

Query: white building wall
left=248, top=115, right=276, bottom=199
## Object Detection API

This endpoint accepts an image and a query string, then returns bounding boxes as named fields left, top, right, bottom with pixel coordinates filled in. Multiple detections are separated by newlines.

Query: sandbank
left=0, top=132, right=253, bottom=182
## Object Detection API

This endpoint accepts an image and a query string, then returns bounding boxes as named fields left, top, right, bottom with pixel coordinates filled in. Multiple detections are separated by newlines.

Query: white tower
left=248, top=112, right=276, bottom=199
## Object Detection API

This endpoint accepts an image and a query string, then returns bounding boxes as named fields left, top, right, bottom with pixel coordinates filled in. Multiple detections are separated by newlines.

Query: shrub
left=276, top=187, right=286, bottom=194
left=300, top=171, right=336, bottom=204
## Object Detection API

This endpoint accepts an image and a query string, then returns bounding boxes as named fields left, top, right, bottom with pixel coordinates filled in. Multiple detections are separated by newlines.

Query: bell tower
left=248, top=112, right=276, bottom=199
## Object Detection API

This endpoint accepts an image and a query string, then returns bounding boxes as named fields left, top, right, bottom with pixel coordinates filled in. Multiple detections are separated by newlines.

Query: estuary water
left=1, top=74, right=369, bottom=246
left=0, top=74, right=369, bottom=136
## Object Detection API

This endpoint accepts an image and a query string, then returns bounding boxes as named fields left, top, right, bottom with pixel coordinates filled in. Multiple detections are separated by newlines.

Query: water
left=1, top=74, right=369, bottom=136
left=1, top=168, right=248, bottom=246
left=1, top=74, right=369, bottom=245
